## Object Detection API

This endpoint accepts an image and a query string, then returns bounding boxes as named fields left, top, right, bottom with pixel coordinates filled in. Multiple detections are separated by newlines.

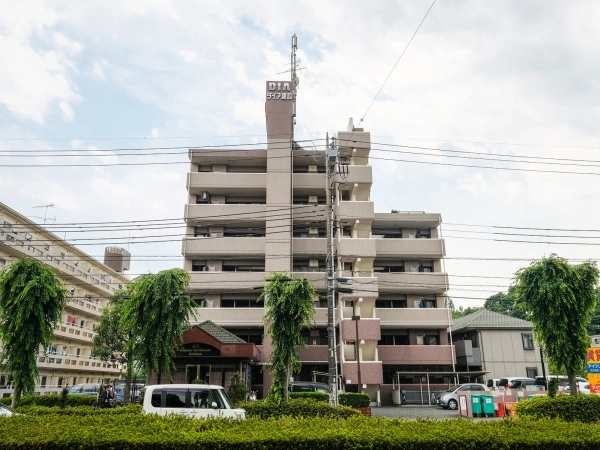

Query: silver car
left=437, top=383, right=490, bottom=410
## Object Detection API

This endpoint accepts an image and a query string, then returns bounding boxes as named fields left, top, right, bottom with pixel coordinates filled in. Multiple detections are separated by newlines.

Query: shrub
left=15, top=404, right=142, bottom=416
left=289, top=392, right=329, bottom=402
left=0, top=394, right=96, bottom=408
left=516, top=394, right=600, bottom=423
left=227, top=372, right=248, bottom=406
left=339, top=392, right=370, bottom=408
left=548, top=378, right=559, bottom=397
left=243, top=398, right=359, bottom=419
left=3, top=415, right=600, bottom=449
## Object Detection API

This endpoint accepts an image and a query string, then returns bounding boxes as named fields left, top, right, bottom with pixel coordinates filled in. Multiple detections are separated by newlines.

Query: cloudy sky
left=2, top=0, right=600, bottom=307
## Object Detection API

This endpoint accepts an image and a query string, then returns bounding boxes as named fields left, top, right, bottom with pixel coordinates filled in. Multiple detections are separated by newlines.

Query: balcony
left=189, top=149, right=267, bottom=164
left=337, top=238, right=376, bottom=258
left=292, top=204, right=328, bottom=223
left=293, top=173, right=325, bottom=191
left=341, top=318, right=381, bottom=341
left=298, top=345, right=328, bottom=362
left=187, top=172, right=266, bottom=194
left=187, top=271, right=326, bottom=292
left=342, top=361, right=383, bottom=385
left=378, top=345, right=456, bottom=365
left=66, top=298, right=102, bottom=317
left=335, top=201, right=374, bottom=222
left=333, top=165, right=372, bottom=186
left=377, top=308, right=451, bottom=328
left=336, top=276, right=378, bottom=300
left=185, top=204, right=267, bottom=225
left=377, top=272, right=449, bottom=294
left=375, top=238, right=445, bottom=258
left=54, top=322, right=95, bottom=343
left=183, top=237, right=265, bottom=257
left=37, top=354, right=122, bottom=374
left=293, top=238, right=326, bottom=256
left=373, top=212, right=442, bottom=228
left=337, top=131, right=371, bottom=151
left=191, top=307, right=327, bottom=327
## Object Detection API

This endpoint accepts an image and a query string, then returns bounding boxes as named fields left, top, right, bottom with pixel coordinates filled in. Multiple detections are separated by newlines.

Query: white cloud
left=177, top=50, right=197, bottom=63
left=151, top=128, right=159, bottom=138
left=59, top=102, right=74, bottom=121
left=90, top=59, right=110, bottom=80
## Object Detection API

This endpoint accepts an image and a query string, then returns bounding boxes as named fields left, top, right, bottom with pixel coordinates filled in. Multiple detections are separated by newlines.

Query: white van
left=141, top=384, right=246, bottom=419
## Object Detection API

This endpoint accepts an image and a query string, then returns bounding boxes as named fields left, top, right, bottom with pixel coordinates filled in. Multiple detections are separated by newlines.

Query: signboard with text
left=176, top=343, right=220, bottom=358
left=587, top=348, right=600, bottom=392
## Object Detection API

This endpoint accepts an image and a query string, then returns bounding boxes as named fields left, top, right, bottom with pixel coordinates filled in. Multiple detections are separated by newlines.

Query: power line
left=356, top=0, right=438, bottom=128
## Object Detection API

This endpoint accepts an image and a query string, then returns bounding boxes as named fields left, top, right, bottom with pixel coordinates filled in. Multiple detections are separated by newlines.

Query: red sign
left=590, top=385, right=600, bottom=394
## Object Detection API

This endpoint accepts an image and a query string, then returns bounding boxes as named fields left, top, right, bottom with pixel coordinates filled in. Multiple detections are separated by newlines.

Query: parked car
left=486, top=379, right=500, bottom=390
left=68, top=383, right=99, bottom=396
left=563, top=384, right=592, bottom=394
left=437, top=384, right=490, bottom=410
left=547, top=376, right=589, bottom=391
left=141, top=384, right=246, bottom=419
left=0, top=404, right=16, bottom=416
left=288, top=381, right=330, bottom=393
left=498, top=377, right=535, bottom=389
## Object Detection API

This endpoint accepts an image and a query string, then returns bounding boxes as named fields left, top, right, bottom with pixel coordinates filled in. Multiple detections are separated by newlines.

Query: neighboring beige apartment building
left=174, top=78, right=453, bottom=405
left=451, top=309, right=548, bottom=381
left=0, top=202, right=130, bottom=397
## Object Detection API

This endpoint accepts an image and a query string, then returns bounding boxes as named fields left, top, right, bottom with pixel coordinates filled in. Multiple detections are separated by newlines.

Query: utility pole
left=326, top=135, right=339, bottom=406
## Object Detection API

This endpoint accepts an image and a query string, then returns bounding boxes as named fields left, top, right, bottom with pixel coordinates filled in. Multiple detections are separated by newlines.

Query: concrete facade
left=0, top=203, right=130, bottom=397
left=180, top=79, right=452, bottom=405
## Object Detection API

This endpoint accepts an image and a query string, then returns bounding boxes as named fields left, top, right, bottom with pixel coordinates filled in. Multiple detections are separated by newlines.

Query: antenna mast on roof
left=32, top=203, right=55, bottom=225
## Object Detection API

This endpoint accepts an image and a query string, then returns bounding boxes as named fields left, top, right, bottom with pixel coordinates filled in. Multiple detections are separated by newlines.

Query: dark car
left=288, top=381, right=330, bottom=393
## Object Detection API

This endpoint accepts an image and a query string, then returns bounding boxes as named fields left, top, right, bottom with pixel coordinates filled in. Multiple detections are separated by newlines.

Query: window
left=418, top=264, right=433, bottom=273
left=522, top=333, right=535, bottom=350
left=190, top=389, right=213, bottom=408
left=0, top=258, right=5, bottom=267
left=2, top=221, right=12, bottom=231
left=425, top=335, right=439, bottom=345
left=416, top=229, right=431, bottom=239
left=40, top=376, right=47, bottom=388
left=164, top=389, right=187, bottom=407
left=151, top=389, right=162, bottom=407
left=526, top=368, right=538, bottom=379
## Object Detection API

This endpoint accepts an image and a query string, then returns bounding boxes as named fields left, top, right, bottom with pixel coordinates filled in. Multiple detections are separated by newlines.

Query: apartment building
left=178, top=80, right=452, bottom=405
left=0, top=203, right=130, bottom=397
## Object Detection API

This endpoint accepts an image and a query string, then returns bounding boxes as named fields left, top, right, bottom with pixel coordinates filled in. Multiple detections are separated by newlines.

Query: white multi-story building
left=0, top=202, right=130, bottom=397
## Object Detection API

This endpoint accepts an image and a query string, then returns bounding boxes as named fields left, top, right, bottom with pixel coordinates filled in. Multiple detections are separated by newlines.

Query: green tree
left=586, top=289, right=600, bottom=336
left=0, top=258, right=69, bottom=408
left=260, top=273, right=316, bottom=403
left=227, top=372, right=248, bottom=406
left=122, top=269, right=195, bottom=384
left=91, top=290, right=135, bottom=404
left=484, top=286, right=527, bottom=320
left=514, top=254, right=599, bottom=395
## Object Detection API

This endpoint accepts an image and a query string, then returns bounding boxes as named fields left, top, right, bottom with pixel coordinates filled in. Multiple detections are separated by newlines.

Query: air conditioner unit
left=25, top=233, right=32, bottom=241
left=309, top=259, right=319, bottom=267
left=308, top=195, right=318, bottom=204
left=416, top=336, right=424, bottom=345
left=312, top=339, right=317, bottom=345
left=205, top=300, right=214, bottom=308
left=308, top=227, right=319, bottom=236
left=410, top=263, right=419, bottom=272
left=198, top=191, right=211, bottom=203
left=308, top=164, right=317, bottom=173
left=414, top=300, right=422, bottom=308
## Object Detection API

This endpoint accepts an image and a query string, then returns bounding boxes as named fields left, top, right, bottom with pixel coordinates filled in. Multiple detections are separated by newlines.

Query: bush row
left=0, top=394, right=95, bottom=408
left=516, top=394, right=600, bottom=423
left=339, top=392, right=371, bottom=408
left=14, top=404, right=142, bottom=416
left=3, top=415, right=600, bottom=449
left=289, top=392, right=329, bottom=402
left=243, top=398, right=360, bottom=419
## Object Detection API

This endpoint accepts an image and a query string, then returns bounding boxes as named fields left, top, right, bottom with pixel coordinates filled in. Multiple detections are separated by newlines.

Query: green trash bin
left=481, top=395, right=495, bottom=417
left=470, top=394, right=483, bottom=417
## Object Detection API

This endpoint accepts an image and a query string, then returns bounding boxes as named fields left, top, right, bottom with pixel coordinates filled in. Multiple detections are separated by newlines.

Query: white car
left=437, top=383, right=491, bottom=410
left=141, top=384, right=246, bottom=419
left=563, top=384, right=595, bottom=395
left=0, top=404, right=16, bottom=416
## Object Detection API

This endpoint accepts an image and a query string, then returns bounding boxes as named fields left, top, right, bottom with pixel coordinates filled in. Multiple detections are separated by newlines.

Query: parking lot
left=372, top=406, right=502, bottom=421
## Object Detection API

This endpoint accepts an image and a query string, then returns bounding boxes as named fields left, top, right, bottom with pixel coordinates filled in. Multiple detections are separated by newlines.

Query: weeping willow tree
left=261, top=273, right=316, bottom=403
left=122, top=269, right=195, bottom=384
left=515, top=255, right=599, bottom=395
left=0, top=258, right=69, bottom=408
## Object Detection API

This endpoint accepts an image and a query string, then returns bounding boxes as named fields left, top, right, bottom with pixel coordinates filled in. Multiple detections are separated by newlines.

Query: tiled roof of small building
left=451, top=309, right=533, bottom=333
left=196, top=320, right=247, bottom=344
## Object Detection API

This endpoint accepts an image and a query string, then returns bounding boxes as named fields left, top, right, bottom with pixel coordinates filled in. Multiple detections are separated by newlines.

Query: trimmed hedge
left=243, top=398, right=360, bottom=419
left=516, top=394, right=600, bottom=423
left=3, top=415, right=600, bottom=449
left=15, top=404, right=142, bottom=416
left=0, top=394, right=95, bottom=408
left=339, top=392, right=371, bottom=408
left=289, top=392, right=329, bottom=402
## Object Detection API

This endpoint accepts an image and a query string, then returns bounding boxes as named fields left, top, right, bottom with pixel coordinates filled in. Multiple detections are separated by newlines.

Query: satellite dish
left=293, top=76, right=300, bottom=88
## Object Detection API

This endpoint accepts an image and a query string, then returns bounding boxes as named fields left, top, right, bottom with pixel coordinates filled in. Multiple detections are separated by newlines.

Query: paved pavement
left=372, top=405, right=501, bottom=421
